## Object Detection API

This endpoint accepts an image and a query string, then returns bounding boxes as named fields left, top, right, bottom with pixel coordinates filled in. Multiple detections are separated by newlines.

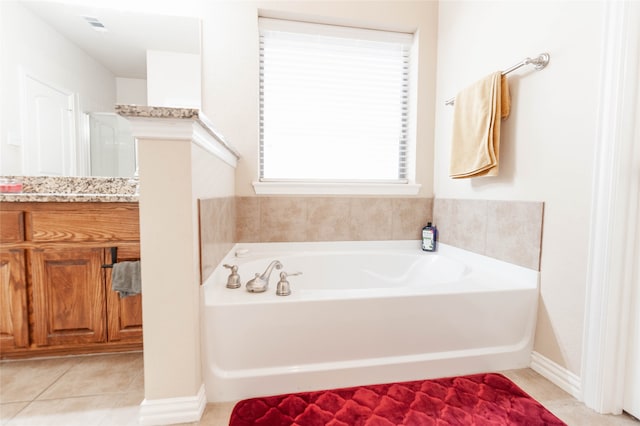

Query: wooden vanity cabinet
left=0, top=202, right=142, bottom=359
left=31, top=247, right=107, bottom=347
left=106, top=245, right=143, bottom=343
left=0, top=249, right=28, bottom=351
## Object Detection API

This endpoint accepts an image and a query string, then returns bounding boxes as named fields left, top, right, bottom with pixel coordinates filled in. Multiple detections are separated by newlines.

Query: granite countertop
left=0, top=176, right=139, bottom=203
left=0, top=193, right=139, bottom=203
left=3, top=106, right=238, bottom=203
left=115, top=105, right=241, bottom=159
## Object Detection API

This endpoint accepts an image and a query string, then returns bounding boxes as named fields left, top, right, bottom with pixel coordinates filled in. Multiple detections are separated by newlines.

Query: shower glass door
left=89, top=113, right=136, bottom=177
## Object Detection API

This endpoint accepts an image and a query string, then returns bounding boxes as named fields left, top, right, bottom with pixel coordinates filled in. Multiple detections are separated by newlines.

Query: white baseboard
left=139, top=384, right=207, bottom=426
left=530, top=351, right=582, bottom=400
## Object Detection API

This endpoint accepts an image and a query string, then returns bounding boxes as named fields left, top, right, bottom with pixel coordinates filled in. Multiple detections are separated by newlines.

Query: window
left=258, top=18, right=417, bottom=194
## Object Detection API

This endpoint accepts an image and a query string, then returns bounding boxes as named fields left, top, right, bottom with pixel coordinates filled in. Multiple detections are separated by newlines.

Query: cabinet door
left=31, top=248, right=106, bottom=347
left=105, top=246, right=142, bottom=342
left=0, top=249, right=28, bottom=351
left=0, top=211, right=24, bottom=243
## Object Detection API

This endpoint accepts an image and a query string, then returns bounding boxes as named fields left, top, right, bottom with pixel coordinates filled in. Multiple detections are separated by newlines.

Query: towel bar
left=101, top=247, right=141, bottom=268
left=445, top=52, right=550, bottom=106
left=101, top=247, right=118, bottom=269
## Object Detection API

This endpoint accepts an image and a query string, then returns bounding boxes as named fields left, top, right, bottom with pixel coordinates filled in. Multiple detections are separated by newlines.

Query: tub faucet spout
left=246, top=260, right=283, bottom=293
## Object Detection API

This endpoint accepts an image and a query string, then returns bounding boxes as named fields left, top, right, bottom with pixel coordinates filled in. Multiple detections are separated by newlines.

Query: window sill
left=252, top=181, right=422, bottom=195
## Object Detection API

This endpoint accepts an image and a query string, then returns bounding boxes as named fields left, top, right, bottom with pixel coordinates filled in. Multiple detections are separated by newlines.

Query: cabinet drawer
left=0, top=212, right=24, bottom=243
left=116, top=245, right=140, bottom=261
left=30, top=208, right=139, bottom=242
left=103, top=245, right=140, bottom=267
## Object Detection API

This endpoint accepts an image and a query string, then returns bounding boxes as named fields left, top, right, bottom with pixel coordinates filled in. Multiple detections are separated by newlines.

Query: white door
left=22, top=75, right=75, bottom=176
left=626, top=265, right=640, bottom=419
left=623, top=77, right=640, bottom=420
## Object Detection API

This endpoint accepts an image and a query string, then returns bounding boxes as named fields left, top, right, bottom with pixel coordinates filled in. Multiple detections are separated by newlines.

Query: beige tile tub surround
left=236, top=197, right=434, bottom=243
left=202, top=196, right=541, bottom=277
left=198, top=197, right=236, bottom=284
left=433, top=198, right=544, bottom=270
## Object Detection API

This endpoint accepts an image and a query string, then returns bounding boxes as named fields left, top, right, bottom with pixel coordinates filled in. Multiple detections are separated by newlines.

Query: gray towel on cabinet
left=111, top=260, right=141, bottom=298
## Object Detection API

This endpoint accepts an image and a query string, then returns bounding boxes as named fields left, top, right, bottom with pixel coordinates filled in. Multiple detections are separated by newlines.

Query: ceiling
left=20, top=1, right=201, bottom=79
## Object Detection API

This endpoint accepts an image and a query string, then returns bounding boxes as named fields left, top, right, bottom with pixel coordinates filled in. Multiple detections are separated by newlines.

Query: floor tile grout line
left=29, top=360, right=80, bottom=403
left=32, top=390, right=144, bottom=402
left=29, top=353, right=144, bottom=402
left=4, top=392, right=144, bottom=426
left=1, top=353, right=145, bottom=426
left=0, top=359, right=76, bottom=405
left=2, top=401, right=30, bottom=425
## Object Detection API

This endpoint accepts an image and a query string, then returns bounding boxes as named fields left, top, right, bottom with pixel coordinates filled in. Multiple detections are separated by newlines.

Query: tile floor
left=0, top=352, right=638, bottom=425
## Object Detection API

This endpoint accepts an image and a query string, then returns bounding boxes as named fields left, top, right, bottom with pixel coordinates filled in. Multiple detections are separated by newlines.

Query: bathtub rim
left=203, top=240, right=539, bottom=305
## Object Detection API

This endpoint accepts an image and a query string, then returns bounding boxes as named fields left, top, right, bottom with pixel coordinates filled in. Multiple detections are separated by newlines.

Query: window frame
left=254, top=17, right=420, bottom=196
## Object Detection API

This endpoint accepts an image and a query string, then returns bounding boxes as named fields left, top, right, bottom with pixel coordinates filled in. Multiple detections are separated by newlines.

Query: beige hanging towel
left=449, top=71, right=510, bottom=178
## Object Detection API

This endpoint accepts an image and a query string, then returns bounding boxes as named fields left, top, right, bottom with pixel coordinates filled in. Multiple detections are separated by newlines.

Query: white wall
left=200, top=0, right=438, bottom=197
left=0, top=1, right=116, bottom=175
left=146, top=50, right=201, bottom=109
left=137, top=132, right=234, bottom=406
left=138, top=137, right=197, bottom=402
left=433, top=1, right=604, bottom=375
left=116, top=77, right=148, bottom=106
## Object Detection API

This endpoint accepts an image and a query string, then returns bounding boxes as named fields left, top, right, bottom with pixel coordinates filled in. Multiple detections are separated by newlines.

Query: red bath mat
left=229, top=373, right=566, bottom=425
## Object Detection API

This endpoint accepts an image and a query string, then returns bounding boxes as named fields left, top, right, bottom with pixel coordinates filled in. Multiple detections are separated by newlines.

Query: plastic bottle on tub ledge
left=422, top=222, right=437, bottom=252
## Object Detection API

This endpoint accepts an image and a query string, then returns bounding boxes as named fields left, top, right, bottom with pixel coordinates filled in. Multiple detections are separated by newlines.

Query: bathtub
left=201, top=240, right=538, bottom=403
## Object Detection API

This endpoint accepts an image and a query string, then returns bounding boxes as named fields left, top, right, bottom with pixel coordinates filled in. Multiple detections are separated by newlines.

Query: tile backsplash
left=433, top=198, right=544, bottom=270
left=198, top=195, right=544, bottom=284
left=236, top=196, right=434, bottom=243
left=198, top=197, right=235, bottom=283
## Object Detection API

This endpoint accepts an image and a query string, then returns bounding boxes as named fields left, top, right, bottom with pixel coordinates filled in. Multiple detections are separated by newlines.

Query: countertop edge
left=114, top=105, right=241, bottom=160
left=0, top=194, right=139, bottom=203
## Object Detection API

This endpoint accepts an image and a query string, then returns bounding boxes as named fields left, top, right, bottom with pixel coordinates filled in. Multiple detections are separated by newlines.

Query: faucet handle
left=223, top=264, right=241, bottom=289
left=276, top=271, right=302, bottom=296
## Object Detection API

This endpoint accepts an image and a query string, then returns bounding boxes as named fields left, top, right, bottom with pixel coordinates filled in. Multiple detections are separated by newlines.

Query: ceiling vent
left=82, top=16, right=107, bottom=32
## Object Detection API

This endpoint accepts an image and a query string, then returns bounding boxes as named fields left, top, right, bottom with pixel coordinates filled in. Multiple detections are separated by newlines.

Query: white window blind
left=259, top=18, right=413, bottom=183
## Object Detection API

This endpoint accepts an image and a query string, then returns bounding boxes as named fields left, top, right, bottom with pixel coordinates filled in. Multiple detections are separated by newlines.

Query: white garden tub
left=201, top=241, right=538, bottom=402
